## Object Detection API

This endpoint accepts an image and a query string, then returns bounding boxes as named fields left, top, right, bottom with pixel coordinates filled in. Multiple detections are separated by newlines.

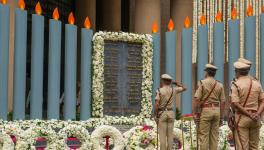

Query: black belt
left=158, top=108, right=173, bottom=111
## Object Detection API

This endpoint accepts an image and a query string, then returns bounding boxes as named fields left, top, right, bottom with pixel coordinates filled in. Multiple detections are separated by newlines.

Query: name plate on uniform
left=103, top=41, right=143, bottom=116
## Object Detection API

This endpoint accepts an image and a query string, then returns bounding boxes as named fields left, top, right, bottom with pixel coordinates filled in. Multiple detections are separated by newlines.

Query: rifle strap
left=200, top=80, right=218, bottom=110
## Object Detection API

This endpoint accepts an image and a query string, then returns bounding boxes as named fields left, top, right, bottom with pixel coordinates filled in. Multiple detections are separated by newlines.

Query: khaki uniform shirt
left=230, top=76, right=264, bottom=111
left=155, top=85, right=184, bottom=109
left=194, top=77, right=225, bottom=103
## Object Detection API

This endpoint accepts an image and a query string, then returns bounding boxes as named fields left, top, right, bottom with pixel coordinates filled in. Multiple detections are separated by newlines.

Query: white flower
left=57, top=124, right=92, bottom=150
left=91, top=125, right=125, bottom=150
left=0, top=131, right=15, bottom=150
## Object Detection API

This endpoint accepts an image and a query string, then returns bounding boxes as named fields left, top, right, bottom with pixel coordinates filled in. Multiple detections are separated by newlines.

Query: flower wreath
left=124, top=125, right=157, bottom=150
left=0, top=131, right=15, bottom=150
left=57, top=124, right=92, bottom=150
left=92, top=31, right=153, bottom=118
left=173, top=128, right=191, bottom=150
left=16, top=126, right=57, bottom=150
left=123, top=126, right=143, bottom=145
left=91, top=125, right=125, bottom=150
left=1, top=123, right=25, bottom=149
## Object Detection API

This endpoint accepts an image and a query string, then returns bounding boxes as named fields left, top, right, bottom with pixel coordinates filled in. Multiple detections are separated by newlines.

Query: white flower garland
left=0, top=131, right=15, bottom=150
left=92, top=31, right=153, bottom=118
left=192, top=0, right=198, bottom=63
left=16, top=126, right=57, bottom=150
left=57, top=124, right=92, bottom=150
left=0, top=120, right=263, bottom=149
left=91, top=125, right=125, bottom=150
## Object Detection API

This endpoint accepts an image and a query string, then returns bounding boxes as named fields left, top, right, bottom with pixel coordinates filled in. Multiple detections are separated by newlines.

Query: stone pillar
left=134, top=0, right=160, bottom=34
left=75, top=0, right=96, bottom=31
left=8, top=0, right=16, bottom=113
left=75, top=0, right=96, bottom=82
left=160, top=0, right=170, bottom=75
left=171, top=0, right=193, bottom=110
left=129, top=0, right=136, bottom=32
left=96, top=0, right=121, bottom=31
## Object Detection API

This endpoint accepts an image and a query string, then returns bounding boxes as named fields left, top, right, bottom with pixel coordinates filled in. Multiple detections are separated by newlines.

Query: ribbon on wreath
left=104, top=136, right=110, bottom=150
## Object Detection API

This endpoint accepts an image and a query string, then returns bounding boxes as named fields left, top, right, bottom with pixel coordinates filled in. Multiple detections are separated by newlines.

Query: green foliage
left=7, top=111, right=13, bottom=121
left=175, top=108, right=182, bottom=120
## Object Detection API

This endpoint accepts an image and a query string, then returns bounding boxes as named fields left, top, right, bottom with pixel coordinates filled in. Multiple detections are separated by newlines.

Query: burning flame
left=53, top=7, right=59, bottom=20
left=247, top=5, right=253, bottom=17
left=152, top=21, right=158, bottom=33
left=184, top=16, right=190, bottom=28
left=231, top=7, right=238, bottom=20
left=35, top=2, right=42, bottom=15
left=18, top=0, right=25, bottom=10
left=0, top=0, right=7, bottom=4
left=215, top=11, right=222, bottom=22
left=68, top=12, right=75, bottom=25
left=84, top=17, right=91, bottom=29
left=167, top=19, right=174, bottom=31
left=200, top=14, right=206, bottom=25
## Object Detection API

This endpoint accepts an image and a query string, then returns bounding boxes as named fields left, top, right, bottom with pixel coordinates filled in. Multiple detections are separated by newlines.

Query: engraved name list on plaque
left=103, top=41, right=143, bottom=116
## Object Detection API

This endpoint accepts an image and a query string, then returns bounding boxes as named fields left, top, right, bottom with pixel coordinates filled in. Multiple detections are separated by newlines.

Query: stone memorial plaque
left=103, top=41, right=143, bottom=116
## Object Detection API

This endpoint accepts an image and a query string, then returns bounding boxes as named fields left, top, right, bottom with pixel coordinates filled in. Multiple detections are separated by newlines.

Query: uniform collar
left=238, top=75, right=249, bottom=79
left=205, top=76, right=215, bottom=80
left=163, top=85, right=172, bottom=88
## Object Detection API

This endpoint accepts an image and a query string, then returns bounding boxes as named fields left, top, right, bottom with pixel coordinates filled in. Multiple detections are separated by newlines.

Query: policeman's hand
left=251, top=113, right=260, bottom=121
left=249, top=112, right=257, bottom=121
left=193, top=115, right=200, bottom=124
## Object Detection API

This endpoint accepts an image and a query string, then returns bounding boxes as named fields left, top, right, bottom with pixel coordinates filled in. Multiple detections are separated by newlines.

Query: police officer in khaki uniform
left=230, top=61, right=264, bottom=150
left=192, top=64, right=226, bottom=150
left=154, top=74, right=186, bottom=150
left=238, top=58, right=264, bottom=123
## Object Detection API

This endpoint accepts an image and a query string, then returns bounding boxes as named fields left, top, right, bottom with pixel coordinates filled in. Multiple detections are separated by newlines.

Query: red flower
left=141, top=125, right=151, bottom=131
left=183, top=114, right=193, bottom=117
left=10, top=135, right=17, bottom=144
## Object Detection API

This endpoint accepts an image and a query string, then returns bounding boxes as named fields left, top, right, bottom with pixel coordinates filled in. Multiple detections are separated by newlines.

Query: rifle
left=228, top=107, right=236, bottom=150
left=156, top=121, right=159, bottom=150
left=195, top=106, right=201, bottom=150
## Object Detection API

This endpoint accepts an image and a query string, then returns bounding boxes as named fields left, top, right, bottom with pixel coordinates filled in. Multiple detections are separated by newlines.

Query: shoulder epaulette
left=253, top=76, right=258, bottom=81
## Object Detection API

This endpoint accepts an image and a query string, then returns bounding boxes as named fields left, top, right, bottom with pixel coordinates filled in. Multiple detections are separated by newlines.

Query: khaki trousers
left=158, top=110, right=175, bottom=150
left=198, top=107, right=220, bottom=150
left=234, top=114, right=261, bottom=150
